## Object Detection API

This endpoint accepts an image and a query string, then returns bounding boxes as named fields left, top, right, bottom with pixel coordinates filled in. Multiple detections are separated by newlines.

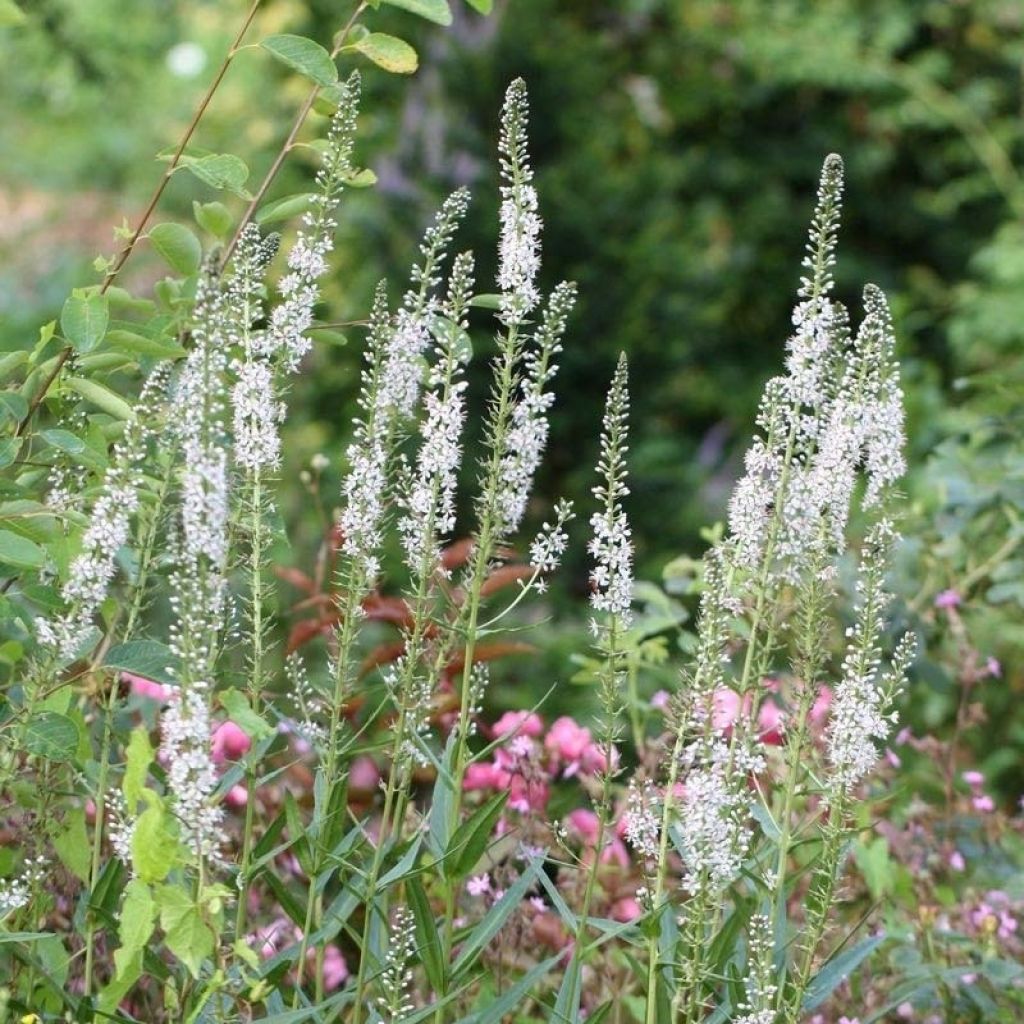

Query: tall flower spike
left=262, top=71, right=362, bottom=372
left=494, top=280, right=576, bottom=537
left=588, top=353, right=634, bottom=626
left=37, top=364, right=170, bottom=661
left=398, top=251, right=475, bottom=574
left=498, top=78, right=542, bottom=325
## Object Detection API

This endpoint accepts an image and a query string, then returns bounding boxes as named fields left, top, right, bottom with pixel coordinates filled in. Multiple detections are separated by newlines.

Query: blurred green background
left=2, top=0, right=1023, bottom=786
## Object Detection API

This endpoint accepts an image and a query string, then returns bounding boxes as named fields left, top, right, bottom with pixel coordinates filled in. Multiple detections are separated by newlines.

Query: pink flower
left=463, top=761, right=510, bottom=791
left=225, top=784, right=248, bottom=808
left=949, top=850, right=966, bottom=872
left=810, top=685, right=832, bottom=728
left=985, top=657, right=1001, bottom=679
left=896, top=1003, right=914, bottom=1019
left=885, top=748, right=901, bottom=769
left=838, top=1018, right=862, bottom=1024
left=493, top=711, right=544, bottom=740
left=611, top=897, right=641, bottom=922
left=650, top=690, right=670, bottom=711
left=972, top=794, right=995, bottom=813
left=566, top=809, right=600, bottom=846
left=546, top=717, right=593, bottom=768
left=321, top=945, right=348, bottom=989
left=467, top=874, right=491, bottom=897
left=125, top=672, right=170, bottom=703
left=211, top=720, right=251, bottom=764
left=934, top=589, right=961, bottom=609
left=349, top=755, right=380, bottom=793
left=962, top=770, right=985, bottom=788
left=711, top=689, right=743, bottom=731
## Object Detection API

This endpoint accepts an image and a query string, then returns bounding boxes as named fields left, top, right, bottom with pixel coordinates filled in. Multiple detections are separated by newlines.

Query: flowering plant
left=1, top=5, right=1019, bottom=1023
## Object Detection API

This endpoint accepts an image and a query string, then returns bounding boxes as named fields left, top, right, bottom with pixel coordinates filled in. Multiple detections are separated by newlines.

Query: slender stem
left=222, top=1, right=367, bottom=267
left=15, top=0, right=262, bottom=444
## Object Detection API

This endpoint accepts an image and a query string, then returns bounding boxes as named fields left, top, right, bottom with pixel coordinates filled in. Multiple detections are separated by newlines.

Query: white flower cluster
left=589, top=354, right=633, bottom=624
left=37, top=365, right=170, bottom=661
left=494, top=281, right=576, bottom=537
left=0, top=855, right=46, bottom=918
left=376, top=906, right=417, bottom=1021
left=677, top=738, right=764, bottom=895
left=727, top=155, right=908, bottom=584
left=233, top=359, right=286, bottom=470
left=497, top=78, right=542, bottom=325
left=826, top=520, right=916, bottom=794
left=733, top=913, right=779, bottom=1024
left=622, top=779, right=660, bottom=859
left=159, top=681, right=226, bottom=860
left=340, top=194, right=470, bottom=579
left=529, top=498, right=574, bottom=576
left=397, top=252, right=476, bottom=576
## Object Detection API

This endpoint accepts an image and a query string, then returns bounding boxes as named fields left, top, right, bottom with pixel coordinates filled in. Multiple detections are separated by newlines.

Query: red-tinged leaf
left=286, top=618, right=333, bottom=654
left=441, top=537, right=475, bottom=569
left=362, top=593, right=414, bottom=626
left=275, top=566, right=316, bottom=593
left=360, top=641, right=407, bottom=676
left=446, top=642, right=535, bottom=675
left=480, top=564, right=533, bottom=597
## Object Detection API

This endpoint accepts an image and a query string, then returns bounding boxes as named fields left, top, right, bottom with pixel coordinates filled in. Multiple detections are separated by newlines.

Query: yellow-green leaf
left=64, top=377, right=133, bottom=420
left=349, top=33, right=418, bottom=74
left=148, top=223, right=202, bottom=276
left=380, top=0, right=452, bottom=26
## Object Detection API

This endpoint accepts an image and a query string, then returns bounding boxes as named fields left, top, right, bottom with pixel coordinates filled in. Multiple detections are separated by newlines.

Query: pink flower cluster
left=463, top=712, right=611, bottom=813
left=710, top=678, right=832, bottom=745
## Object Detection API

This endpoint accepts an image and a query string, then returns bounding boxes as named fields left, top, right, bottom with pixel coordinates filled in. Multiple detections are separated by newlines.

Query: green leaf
left=467, top=293, right=501, bottom=310
left=123, top=727, right=154, bottom=808
left=102, top=329, right=186, bottom=360
left=219, top=688, right=275, bottom=741
left=193, top=200, right=233, bottom=238
left=452, top=954, right=561, bottom=1024
left=116, top=878, right=156, bottom=975
left=181, top=153, right=251, bottom=197
left=0, top=528, right=44, bottom=569
left=0, top=0, right=26, bottom=27
left=39, top=429, right=86, bottom=456
left=0, top=437, right=23, bottom=469
left=462, top=0, right=492, bottom=13
left=255, top=192, right=316, bottom=226
left=261, top=34, right=338, bottom=87
left=149, top=223, right=202, bottom=276
left=445, top=791, right=507, bottom=878
left=53, top=806, right=90, bottom=882
left=60, top=293, right=109, bottom=354
left=64, top=377, right=133, bottom=420
left=380, top=0, right=452, bottom=26
left=0, top=349, right=28, bottom=382
left=452, top=858, right=542, bottom=978
left=803, top=933, right=885, bottom=1011
left=157, top=885, right=214, bottom=978
left=132, top=802, right=178, bottom=883
left=0, top=391, right=27, bottom=423
left=24, top=711, right=78, bottom=761
left=407, top=875, right=444, bottom=994
left=349, top=33, right=418, bottom=74
left=104, top=640, right=179, bottom=686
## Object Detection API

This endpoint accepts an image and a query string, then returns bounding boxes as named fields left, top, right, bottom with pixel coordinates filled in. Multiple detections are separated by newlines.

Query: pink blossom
left=349, top=755, right=380, bottom=793
left=321, top=945, right=348, bottom=989
left=985, top=657, right=1001, bottom=678
left=225, top=784, right=248, bottom=808
left=896, top=1003, right=914, bottom=1019
left=546, top=716, right=593, bottom=769
left=464, top=761, right=511, bottom=791
left=810, top=685, right=832, bottom=727
left=467, top=874, right=491, bottom=897
left=962, top=770, right=985, bottom=788
left=895, top=726, right=912, bottom=745
left=885, top=748, right=901, bottom=769
left=650, top=690, right=670, bottom=710
left=949, top=850, right=966, bottom=872
left=566, top=809, right=600, bottom=846
left=934, top=589, right=961, bottom=609
left=839, top=1018, right=862, bottom=1024
left=972, top=794, right=995, bottom=813
left=493, top=711, right=544, bottom=740
left=211, top=721, right=251, bottom=764
left=125, top=672, right=170, bottom=702
left=611, top=897, right=641, bottom=922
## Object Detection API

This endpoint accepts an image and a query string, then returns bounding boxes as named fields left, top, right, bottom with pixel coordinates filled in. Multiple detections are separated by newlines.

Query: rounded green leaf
left=261, top=34, right=338, bottom=87
left=0, top=528, right=45, bottom=569
left=182, top=154, right=250, bottom=197
left=380, top=0, right=452, bottom=26
left=350, top=33, right=418, bottom=74
left=255, top=192, right=316, bottom=226
left=60, top=293, right=109, bottom=354
left=193, top=200, right=233, bottom=238
left=24, top=711, right=78, bottom=761
left=104, top=640, right=179, bottom=686
left=148, top=223, right=202, bottom=276
left=64, top=377, right=133, bottom=420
